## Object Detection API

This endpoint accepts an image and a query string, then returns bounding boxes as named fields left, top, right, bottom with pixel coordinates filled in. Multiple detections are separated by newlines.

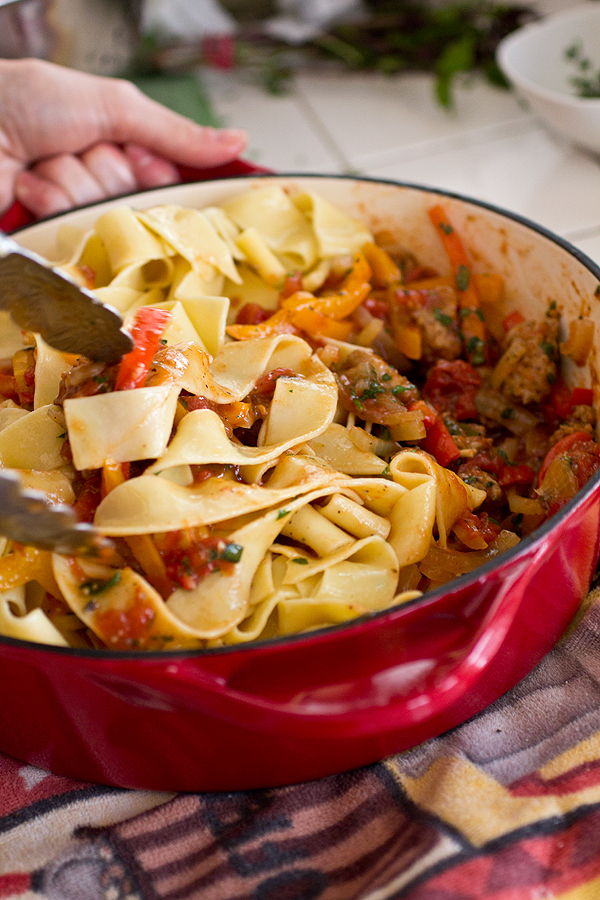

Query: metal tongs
left=0, top=230, right=135, bottom=556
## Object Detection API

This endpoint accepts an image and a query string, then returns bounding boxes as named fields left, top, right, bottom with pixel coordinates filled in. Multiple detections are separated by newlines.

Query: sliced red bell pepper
left=538, top=430, right=593, bottom=485
left=498, top=463, right=536, bottom=487
left=571, top=386, right=594, bottom=407
left=421, top=415, right=461, bottom=466
left=115, top=307, right=171, bottom=391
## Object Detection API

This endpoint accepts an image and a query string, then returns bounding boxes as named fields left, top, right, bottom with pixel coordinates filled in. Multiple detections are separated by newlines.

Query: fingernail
left=214, top=128, right=248, bottom=149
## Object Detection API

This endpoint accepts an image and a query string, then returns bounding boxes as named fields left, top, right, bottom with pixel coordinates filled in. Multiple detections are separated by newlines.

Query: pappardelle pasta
left=0, top=184, right=598, bottom=650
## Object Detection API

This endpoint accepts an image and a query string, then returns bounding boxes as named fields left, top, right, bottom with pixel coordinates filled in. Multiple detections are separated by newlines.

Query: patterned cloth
left=2, top=578, right=600, bottom=899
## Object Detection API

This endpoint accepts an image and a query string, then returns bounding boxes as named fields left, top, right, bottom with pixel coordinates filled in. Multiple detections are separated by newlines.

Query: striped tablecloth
left=2, top=577, right=600, bottom=900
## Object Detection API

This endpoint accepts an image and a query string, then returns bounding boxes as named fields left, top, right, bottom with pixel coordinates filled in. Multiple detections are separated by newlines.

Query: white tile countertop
left=199, top=0, right=600, bottom=267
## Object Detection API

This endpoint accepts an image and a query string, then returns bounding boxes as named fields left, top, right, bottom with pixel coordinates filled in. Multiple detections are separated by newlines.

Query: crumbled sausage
left=456, top=462, right=503, bottom=501
left=550, top=404, right=596, bottom=446
left=399, top=283, right=462, bottom=362
left=491, top=307, right=560, bottom=405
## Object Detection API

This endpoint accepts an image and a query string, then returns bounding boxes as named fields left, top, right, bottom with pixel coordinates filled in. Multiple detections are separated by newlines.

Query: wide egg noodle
left=389, top=449, right=487, bottom=552
left=292, top=190, right=373, bottom=258
left=33, top=335, right=77, bottom=410
left=146, top=372, right=336, bottom=475
left=93, top=455, right=346, bottom=536
left=52, top=555, right=205, bottom=650
left=0, top=404, right=66, bottom=471
left=137, top=205, right=241, bottom=284
left=209, top=334, right=319, bottom=399
left=304, top=422, right=389, bottom=475
left=93, top=207, right=169, bottom=275
left=64, top=385, right=180, bottom=471
left=220, top=184, right=319, bottom=270
left=167, top=256, right=225, bottom=304
left=147, top=343, right=235, bottom=403
left=0, top=584, right=68, bottom=647
left=163, top=483, right=394, bottom=637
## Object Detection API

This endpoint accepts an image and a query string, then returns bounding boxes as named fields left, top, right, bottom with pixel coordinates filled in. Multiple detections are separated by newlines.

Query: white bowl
left=497, top=2, right=600, bottom=154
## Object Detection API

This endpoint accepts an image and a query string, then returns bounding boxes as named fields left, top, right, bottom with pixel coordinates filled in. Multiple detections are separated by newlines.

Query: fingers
left=124, top=144, right=181, bottom=189
left=13, top=169, right=73, bottom=218
left=12, top=142, right=185, bottom=218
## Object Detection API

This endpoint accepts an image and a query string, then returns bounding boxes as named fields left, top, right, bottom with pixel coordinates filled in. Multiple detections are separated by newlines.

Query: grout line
left=292, top=82, right=355, bottom=173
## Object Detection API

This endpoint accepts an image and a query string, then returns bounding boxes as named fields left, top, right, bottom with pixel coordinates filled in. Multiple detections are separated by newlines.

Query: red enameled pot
left=1, top=171, right=599, bottom=792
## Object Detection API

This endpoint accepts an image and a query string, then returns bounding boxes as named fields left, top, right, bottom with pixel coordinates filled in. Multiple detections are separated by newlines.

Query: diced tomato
left=160, top=531, right=242, bottom=591
left=455, top=509, right=502, bottom=546
left=547, top=378, right=574, bottom=420
left=115, top=306, right=171, bottom=391
left=363, top=296, right=389, bottom=319
left=235, top=303, right=272, bottom=325
left=498, top=463, right=537, bottom=487
left=538, top=431, right=594, bottom=485
left=421, top=416, right=461, bottom=466
left=73, top=473, right=103, bottom=523
left=0, top=372, right=17, bottom=401
left=502, top=310, right=525, bottom=331
left=421, top=359, right=482, bottom=421
left=250, top=368, right=296, bottom=399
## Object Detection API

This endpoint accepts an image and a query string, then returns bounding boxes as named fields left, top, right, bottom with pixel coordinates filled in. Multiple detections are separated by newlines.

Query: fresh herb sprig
left=236, top=0, right=537, bottom=107
left=565, top=40, right=600, bottom=98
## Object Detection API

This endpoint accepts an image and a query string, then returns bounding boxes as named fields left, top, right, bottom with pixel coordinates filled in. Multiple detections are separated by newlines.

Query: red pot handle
left=134, top=547, right=545, bottom=740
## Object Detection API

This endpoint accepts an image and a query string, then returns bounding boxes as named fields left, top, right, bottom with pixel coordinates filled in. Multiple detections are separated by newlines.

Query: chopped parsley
left=215, top=542, right=243, bottom=563
left=456, top=264, right=471, bottom=292
left=80, top=571, right=121, bottom=596
left=466, top=335, right=486, bottom=365
left=433, top=307, right=453, bottom=327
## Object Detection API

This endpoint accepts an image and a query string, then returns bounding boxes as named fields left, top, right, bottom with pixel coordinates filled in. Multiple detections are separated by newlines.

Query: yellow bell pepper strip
left=362, top=242, right=401, bottom=288
left=115, top=306, right=171, bottom=391
left=428, top=204, right=488, bottom=366
left=0, top=544, right=53, bottom=592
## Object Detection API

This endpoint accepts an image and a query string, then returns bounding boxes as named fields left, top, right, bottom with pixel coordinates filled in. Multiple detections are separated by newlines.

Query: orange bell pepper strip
left=473, top=272, right=504, bottom=306
left=289, top=307, right=353, bottom=341
left=428, top=205, right=488, bottom=366
left=101, top=460, right=171, bottom=597
left=282, top=251, right=372, bottom=320
left=115, top=306, right=171, bottom=391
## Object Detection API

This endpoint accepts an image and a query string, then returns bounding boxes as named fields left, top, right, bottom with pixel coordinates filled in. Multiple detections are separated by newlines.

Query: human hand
left=0, top=58, right=248, bottom=219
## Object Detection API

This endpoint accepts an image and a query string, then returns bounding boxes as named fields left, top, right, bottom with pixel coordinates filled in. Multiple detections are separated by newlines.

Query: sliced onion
left=475, top=386, right=539, bottom=435
left=419, top=529, right=520, bottom=581
left=389, top=409, right=427, bottom=442
left=507, top=490, right=544, bottom=516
